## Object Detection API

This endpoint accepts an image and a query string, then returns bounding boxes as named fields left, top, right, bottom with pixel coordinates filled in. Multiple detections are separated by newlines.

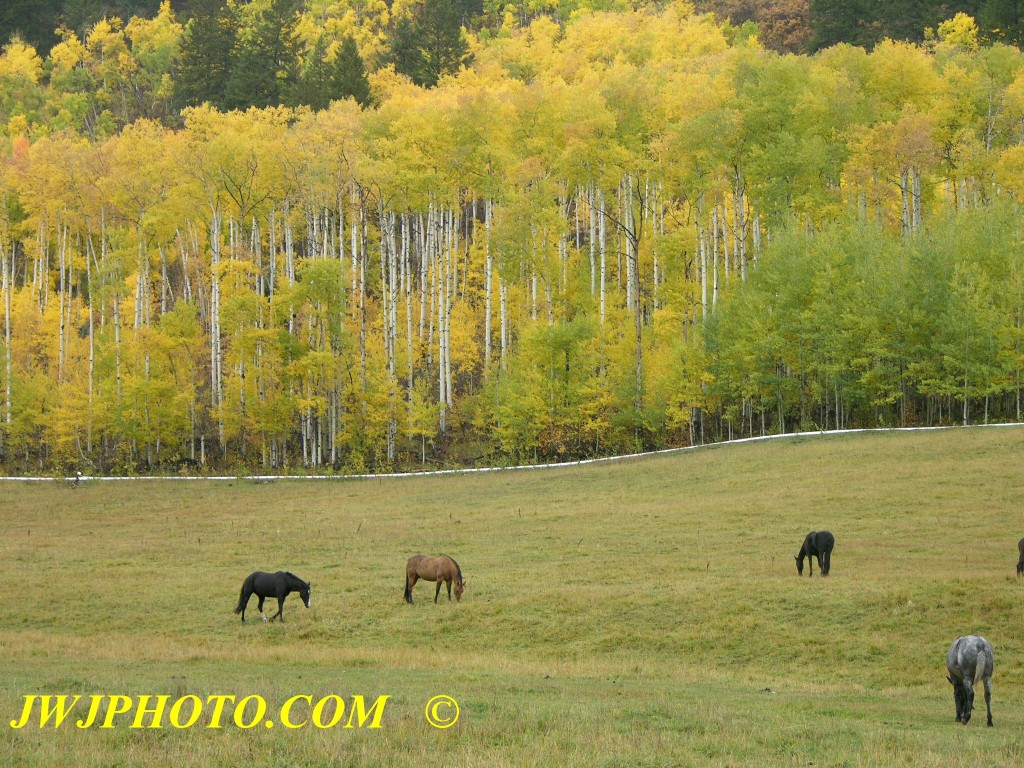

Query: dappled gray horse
left=946, top=635, right=993, bottom=726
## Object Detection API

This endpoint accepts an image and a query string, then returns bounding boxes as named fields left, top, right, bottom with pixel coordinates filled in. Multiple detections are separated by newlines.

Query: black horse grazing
left=1016, top=537, right=1024, bottom=576
left=234, top=571, right=311, bottom=623
left=795, top=531, right=834, bottom=576
left=946, top=635, right=994, bottom=726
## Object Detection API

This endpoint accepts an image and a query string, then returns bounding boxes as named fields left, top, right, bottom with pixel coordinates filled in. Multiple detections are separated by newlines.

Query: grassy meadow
left=1, top=427, right=1023, bottom=766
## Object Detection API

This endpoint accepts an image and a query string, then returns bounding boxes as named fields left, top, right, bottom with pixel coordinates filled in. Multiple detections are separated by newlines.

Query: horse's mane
left=799, top=532, right=819, bottom=555
left=285, top=571, right=309, bottom=588
left=442, top=554, right=463, bottom=582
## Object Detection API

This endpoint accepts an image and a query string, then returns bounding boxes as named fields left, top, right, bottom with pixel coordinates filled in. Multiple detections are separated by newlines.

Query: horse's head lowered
left=454, top=578, right=465, bottom=602
left=300, top=582, right=311, bottom=609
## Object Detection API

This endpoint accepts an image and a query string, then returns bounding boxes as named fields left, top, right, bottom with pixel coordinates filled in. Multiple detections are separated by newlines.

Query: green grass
left=1, top=427, right=1023, bottom=766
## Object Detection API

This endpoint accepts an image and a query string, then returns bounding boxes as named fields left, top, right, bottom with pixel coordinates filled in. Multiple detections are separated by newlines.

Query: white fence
left=3, top=423, right=1021, bottom=483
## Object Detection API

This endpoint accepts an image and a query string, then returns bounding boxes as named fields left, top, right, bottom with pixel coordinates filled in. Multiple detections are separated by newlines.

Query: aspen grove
left=1, top=6, right=1024, bottom=473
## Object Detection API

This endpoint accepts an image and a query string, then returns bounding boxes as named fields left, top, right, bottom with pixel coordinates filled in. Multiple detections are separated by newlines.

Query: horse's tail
left=234, top=574, right=250, bottom=614
left=973, top=641, right=992, bottom=686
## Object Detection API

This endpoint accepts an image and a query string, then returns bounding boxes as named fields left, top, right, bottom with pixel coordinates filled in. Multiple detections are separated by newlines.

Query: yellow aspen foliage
left=0, top=39, right=43, bottom=83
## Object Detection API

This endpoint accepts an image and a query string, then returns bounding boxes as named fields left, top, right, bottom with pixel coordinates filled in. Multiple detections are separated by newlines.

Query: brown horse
left=1017, top=538, right=1024, bottom=577
left=405, top=554, right=465, bottom=604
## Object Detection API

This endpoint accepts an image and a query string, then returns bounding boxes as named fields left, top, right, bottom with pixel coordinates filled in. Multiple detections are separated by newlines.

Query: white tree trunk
left=484, top=198, right=493, bottom=373
left=209, top=208, right=223, bottom=451
left=588, top=184, right=597, bottom=297
left=499, top=276, right=508, bottom=370
left=711, top=208, right=719, bottom=311
left=598, top=188, right=606, bottom=326
left=58, top=221, right=67, bottom=381
left=699, top=223, right=708, bottom=320
left=2, top=241, right=10, bottom=428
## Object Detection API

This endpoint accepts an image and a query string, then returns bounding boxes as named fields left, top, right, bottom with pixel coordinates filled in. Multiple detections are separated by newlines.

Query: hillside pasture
left=1, top=427, right=1023, bottom=766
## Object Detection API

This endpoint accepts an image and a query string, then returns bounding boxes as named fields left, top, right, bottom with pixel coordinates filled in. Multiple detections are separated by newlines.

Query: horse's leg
left=268, top=594, right=284, bottom=622
left=446, top=578, right=452, bottom=601
left=406, top=574, right=418, bottom=604
left=951, top=679, right=964, bottom=722
left=240, top=589, right=250, bottom=622
left=823, top=550, right=831, bottom=576
left=434, top=580, right=442, bottom=603
left=984, top=677, right=993, bottom=726
left=258, top=596, right=268, bottom=622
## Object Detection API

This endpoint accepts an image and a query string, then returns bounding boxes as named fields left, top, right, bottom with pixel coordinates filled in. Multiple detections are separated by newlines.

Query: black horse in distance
left=795, top=531, right=834, bottom=576
left=234, top=571, right=311, bottom=623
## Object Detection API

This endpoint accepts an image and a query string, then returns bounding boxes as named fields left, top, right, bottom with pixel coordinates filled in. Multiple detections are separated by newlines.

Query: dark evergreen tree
left=328, top=35, right=373, bottom=108
left=807, top=0, right=986, bottom=51
left=979, top=0, right=1024, bottom=45
left=173, top=0, right=237, bottom=110
left=386, top=0, right=471, bottom=88
left=386, top=15, right=426, bottom=83
left=807, top=0, right=882, bottom=51
left=292, top=34, right=372, bottom=110
left=224, top=0, right=300, bottom=110
left=417, top=0, right=471, bottom=87
left=459, top=0, right=484, bottom=25
left=288, top=35, right=332, bottom=111
left=884, top=0, right=937, bottom=42
left=0, top=0, right=62, bottom=53
left=61, top=0, right=164, bottom=35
